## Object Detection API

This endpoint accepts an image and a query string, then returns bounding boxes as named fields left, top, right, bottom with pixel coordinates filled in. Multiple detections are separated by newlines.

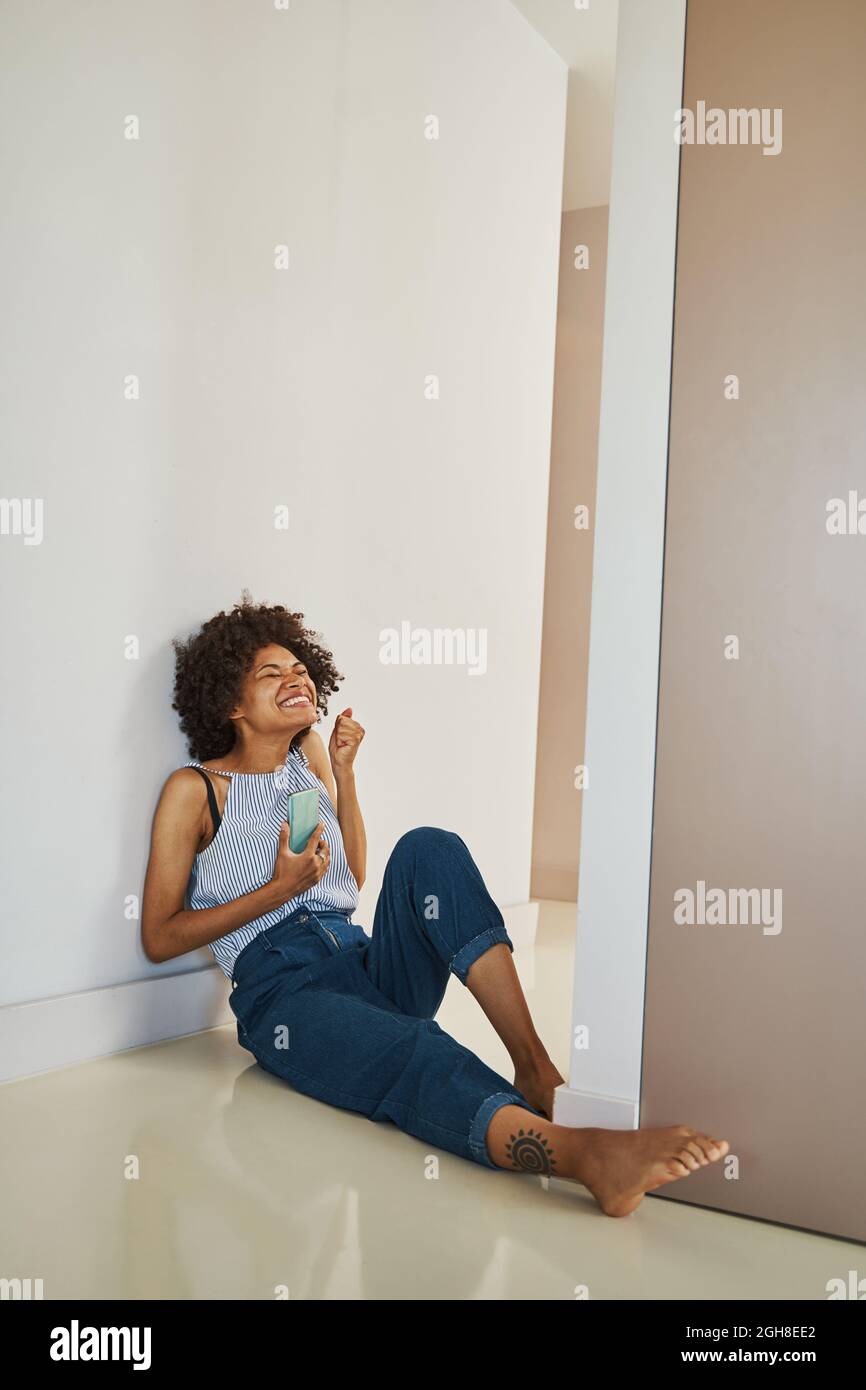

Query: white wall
left=0, top=1, right=566, bottom=1070
left=554, top=0, right=686, bottom=1130
left=508, top=0, right=620, bottom=212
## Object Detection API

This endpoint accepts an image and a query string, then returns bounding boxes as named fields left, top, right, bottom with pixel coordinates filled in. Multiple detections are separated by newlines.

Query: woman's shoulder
left=153, top=764, right=212, bottom=822
left=164, top=762, right=210, bottom=794
left=168, top=759, right=208, bottom=785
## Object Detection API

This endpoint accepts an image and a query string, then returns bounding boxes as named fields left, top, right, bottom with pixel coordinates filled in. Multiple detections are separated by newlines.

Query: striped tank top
left=183, top=741, right=359, bottom=978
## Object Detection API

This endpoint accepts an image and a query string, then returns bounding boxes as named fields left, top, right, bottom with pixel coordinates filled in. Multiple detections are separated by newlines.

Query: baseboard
left=0, top=902, right=538, bottom=1084
left=551, top=1084, right=639, bottom=1130
left=0, top=967, right=234, bottom=1085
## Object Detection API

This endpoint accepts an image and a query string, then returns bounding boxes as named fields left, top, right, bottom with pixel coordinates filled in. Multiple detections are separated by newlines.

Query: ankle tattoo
left=506, top=1127, right=557, bottom=1175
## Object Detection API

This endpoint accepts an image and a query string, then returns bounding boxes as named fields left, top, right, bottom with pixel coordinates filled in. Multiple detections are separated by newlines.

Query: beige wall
left=641, top=0, right=866, bottom=1241
left=531, top=206, right=608, bottom=902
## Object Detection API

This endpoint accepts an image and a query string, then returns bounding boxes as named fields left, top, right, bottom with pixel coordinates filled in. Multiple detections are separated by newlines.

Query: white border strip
left=559, top=0, right=687, bottom=1124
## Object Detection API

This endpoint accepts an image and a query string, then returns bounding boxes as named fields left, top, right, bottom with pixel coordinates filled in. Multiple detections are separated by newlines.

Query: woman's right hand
left=269, top=820, right=330, bottom=903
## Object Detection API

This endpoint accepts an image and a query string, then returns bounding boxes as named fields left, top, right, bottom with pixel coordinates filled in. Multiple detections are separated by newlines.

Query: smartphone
left=287, top=787, right=321, bottom=854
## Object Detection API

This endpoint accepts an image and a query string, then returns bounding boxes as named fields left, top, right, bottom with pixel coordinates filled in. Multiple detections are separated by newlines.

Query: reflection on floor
left=1, top=902, right=859, bottom=1299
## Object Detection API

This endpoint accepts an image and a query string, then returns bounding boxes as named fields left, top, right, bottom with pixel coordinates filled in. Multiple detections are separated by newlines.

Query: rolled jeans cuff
left=468, top=1090, right=544, bottom=1168
left=450, top=924, right=512, bottom=984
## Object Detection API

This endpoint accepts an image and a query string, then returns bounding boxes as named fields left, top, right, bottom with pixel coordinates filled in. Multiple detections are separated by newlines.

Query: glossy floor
left=1, top=903, right=860, bottom=1299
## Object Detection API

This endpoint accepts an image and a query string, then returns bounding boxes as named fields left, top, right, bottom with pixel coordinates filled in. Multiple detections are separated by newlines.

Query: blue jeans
left=229, top=826, right=545, bottom=1169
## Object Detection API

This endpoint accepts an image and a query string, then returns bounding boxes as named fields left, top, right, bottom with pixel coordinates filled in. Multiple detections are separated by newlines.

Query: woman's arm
left=304, top=719, right=367, bottom=891
left=140, top=770, right=328, bottom=964
left=334, top=766, right=366, bottom=892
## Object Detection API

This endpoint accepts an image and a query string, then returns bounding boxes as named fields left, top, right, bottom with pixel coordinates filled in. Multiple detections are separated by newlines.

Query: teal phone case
left=287, top=787, right=320, bottom=853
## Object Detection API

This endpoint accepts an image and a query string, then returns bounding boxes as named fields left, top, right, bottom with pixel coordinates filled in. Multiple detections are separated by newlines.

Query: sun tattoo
left=505, top=1127, right=557, bottom=1175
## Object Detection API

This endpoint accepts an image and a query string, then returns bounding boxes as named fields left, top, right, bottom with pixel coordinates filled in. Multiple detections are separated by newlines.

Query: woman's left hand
left=329, top=707, right=365, bottom=774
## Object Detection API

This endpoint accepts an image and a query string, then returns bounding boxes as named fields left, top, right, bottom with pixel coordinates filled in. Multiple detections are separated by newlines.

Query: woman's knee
left=390, top=826, right=463, bottom=865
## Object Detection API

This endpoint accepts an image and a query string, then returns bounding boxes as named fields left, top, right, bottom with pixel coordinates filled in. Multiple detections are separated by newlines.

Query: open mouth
left=278, top=693, right=313, bottom=710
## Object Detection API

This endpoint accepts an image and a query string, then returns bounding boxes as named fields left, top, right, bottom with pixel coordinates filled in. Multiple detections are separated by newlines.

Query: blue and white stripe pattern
left=183, top=741, right=359, bottom=979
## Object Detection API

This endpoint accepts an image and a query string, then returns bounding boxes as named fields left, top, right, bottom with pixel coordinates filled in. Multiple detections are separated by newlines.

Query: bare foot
left=566, top=1125, right=730, bottom=1217
left=513, top=1057, right=566, bottom=1120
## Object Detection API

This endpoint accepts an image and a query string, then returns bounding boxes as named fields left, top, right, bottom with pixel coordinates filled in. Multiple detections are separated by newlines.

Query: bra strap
left=190, top=765, right=221, bottom=837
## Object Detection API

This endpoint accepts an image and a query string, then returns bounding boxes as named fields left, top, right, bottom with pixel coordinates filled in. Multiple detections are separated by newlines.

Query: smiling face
left=230, top=643, right=318, bottom=736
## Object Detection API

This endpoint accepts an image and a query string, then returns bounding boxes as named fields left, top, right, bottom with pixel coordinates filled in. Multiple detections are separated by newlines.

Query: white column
left=554, top=0, right=687, bottom=1130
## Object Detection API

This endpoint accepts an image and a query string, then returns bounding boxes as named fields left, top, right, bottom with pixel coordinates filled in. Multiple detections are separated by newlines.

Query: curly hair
left=171, top=590, right=344, bottom=762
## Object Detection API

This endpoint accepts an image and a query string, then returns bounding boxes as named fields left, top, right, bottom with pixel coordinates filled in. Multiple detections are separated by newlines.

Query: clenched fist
left=329, top=707, right=365, bottom=775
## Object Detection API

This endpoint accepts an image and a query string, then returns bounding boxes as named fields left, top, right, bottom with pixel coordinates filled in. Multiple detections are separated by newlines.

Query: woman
left=142, top=595, right=729, bottom=1217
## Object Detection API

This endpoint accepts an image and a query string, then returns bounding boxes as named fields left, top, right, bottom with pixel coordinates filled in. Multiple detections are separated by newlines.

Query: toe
left=683, top=1140, right=709, bottom=1166
left=664, top=1156, right=692, bottom=1178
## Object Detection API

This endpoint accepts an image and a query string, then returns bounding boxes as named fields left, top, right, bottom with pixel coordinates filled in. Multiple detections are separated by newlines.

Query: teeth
left=280, top=695, right=309, bottom=708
